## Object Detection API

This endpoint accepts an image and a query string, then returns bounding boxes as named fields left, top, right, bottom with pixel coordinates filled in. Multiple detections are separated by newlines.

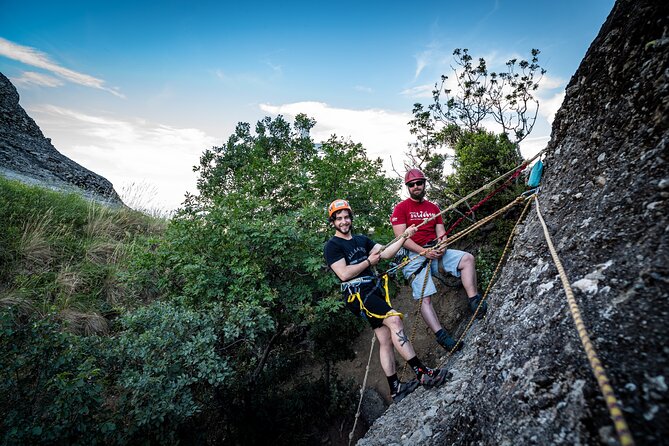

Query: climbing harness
left=342, top=274, right=403, bottom=320
left=533, top=195, right=635, bottom=446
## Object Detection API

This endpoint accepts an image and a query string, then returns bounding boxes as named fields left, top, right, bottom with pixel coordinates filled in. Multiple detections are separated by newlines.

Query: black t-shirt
left=324, top=235, right=376, bottom=281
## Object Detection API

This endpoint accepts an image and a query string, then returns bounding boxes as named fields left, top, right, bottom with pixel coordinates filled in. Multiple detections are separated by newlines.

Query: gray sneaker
left=391, top=379, right=420, bottom=403
left=419, top=367, right=450, bottom=387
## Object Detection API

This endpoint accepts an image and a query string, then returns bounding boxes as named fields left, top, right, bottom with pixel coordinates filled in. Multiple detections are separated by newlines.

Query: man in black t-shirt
left=324, top=199, right=450, bottom=403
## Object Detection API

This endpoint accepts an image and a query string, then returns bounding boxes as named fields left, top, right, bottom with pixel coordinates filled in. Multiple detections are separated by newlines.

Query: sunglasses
left=406, top=180, right=425, bottom=188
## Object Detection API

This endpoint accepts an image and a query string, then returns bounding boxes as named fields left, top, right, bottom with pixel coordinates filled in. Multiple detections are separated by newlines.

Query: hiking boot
left=436, top=329, right=463, bottom=352
left=391, top=379, right=420, bottom=403
left=419, top=367, right=450, bottom=387
left=468, top=294, right=488, bottom=319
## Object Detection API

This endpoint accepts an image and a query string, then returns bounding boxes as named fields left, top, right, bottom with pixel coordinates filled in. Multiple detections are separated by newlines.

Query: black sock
left=436, top=328, right=446, bottom=339
left=387, top=373, right=400, bottom=394
left=408, top=356, right=429, bottom=379
left=469, top=293, right=481, bottom=300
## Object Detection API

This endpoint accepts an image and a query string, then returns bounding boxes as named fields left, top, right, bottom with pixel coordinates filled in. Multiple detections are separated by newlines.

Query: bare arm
left=392, top=223, right=423, bottom=254
left=329, top=252, right=379, bottom=282
left=380, top=224, right=417, bottom=258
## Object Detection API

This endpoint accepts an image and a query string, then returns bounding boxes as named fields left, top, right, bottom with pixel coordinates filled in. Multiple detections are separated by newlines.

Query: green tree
left=146, top=114, right=399, bottom=442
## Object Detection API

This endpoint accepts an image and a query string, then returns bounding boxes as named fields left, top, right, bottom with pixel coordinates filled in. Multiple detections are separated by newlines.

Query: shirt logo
left=409, top=211, right=436, bottom=220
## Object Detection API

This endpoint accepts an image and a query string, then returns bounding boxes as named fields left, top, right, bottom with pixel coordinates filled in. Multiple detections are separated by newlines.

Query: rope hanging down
left=533, top=196, right=635, bottom=446
left=439, top=194, right=534, bottom=362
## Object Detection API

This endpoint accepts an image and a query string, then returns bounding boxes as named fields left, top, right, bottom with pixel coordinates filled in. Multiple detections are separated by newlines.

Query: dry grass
left=56, top=265, right=82, bottom=297
left=85, top=203, right=118, bottom=239
left=18, top=211, right=54, bottom=272
left=60, top=309, right=109, bottom=336
left=0, top=291, right=36, bottom=316
left=85, top=240, right=119, bottom=265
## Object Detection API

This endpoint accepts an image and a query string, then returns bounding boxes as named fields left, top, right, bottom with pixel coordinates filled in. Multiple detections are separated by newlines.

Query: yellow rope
left=533, top=196, right=635, bottom=446
left=348, top=334, right=376, bottom=446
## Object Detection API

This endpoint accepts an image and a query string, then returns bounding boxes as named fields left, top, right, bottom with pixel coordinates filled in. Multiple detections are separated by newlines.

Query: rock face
left=359, top=1, right=668, bottom=445
left=0, top=72, right=122, bottom=205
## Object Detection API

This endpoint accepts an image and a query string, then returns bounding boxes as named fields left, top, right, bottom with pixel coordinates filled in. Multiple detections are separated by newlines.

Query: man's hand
left=367, top=251, right=382, bottom=266
left=403, top=224, right=418, bottom=239
left=424, top=245, right=445, bottom=259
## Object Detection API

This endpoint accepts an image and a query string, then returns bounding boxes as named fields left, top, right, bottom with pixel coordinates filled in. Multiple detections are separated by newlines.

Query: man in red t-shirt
left=391, top=168, right=487, bottom=352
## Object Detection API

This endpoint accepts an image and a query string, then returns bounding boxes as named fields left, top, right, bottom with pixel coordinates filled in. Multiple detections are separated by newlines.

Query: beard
left=410, top=188, right=426, bottom=201
left=337, top=223, right=352, bottom=235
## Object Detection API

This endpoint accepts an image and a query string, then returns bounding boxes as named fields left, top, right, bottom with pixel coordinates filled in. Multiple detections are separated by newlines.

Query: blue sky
left=0, top=0, right=615, bottom=210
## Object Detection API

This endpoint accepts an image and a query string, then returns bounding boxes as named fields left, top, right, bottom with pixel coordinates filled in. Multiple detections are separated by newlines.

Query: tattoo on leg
left=396, top=329, right=409, bottom=346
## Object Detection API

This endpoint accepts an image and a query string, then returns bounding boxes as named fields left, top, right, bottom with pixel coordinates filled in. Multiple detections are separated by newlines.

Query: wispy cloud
left=259, top=101, right=412, bottom=177
left=0, top=37, right=124, bottom=98
left=355, top=85, right=373, bottom=93
left=27, top=104, right=219, bottom=210
left=400, top=84, right=434, bottom=99
left=11, top=71, right=64, bottom=87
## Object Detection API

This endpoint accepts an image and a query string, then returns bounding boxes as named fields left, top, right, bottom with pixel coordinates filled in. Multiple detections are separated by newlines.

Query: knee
left=460, top=253, right=475, bottom=269
left=384, top=314, right=404, bottom=331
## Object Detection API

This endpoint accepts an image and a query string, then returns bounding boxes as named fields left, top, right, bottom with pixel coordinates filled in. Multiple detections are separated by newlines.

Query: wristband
left=367, top=259, right=372, bottom=268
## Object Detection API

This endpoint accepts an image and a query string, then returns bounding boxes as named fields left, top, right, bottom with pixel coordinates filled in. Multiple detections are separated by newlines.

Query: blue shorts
left=402, top=249, right=466, bottom=299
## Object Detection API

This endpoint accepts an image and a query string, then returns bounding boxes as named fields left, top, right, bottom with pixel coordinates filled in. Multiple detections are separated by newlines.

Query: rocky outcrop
left=359, top=0, right=668, bottom=444
left=0, top=72, right=122, bottom=205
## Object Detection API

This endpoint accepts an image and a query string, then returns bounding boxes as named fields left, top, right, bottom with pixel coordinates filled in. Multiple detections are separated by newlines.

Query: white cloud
left=538, top=91, right=565, bottom=124
left=0, top=37, right=124, bottom=98
left=27, top=105, right=219, bottom=211
left=400, top=84, right=434, bottom=99
left=259, top=101, right=412, bottom=177
left=11, top=71, right=64, bottom=87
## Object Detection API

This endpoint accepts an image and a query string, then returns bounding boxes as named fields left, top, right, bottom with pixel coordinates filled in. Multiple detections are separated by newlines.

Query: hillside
left=0, top=72, right=122, bottom=205
left=359, top=0, right=668, bottom=444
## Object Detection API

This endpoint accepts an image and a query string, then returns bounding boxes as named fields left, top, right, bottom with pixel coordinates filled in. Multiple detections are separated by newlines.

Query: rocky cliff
left=0, top=72, right=122, bottom=205
left=359, top=0, right=668, bottom=444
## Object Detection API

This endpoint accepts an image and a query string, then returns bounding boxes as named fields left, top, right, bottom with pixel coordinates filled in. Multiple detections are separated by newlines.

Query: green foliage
left=110, top=301, right=231, bottom=443
left=0, top=310, right=108, bottom=445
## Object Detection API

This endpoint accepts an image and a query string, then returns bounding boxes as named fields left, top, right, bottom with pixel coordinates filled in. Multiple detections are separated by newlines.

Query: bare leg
left=420, top=296, right=443, bottom=334
left=457, top=253, right=478, bottom=298
left=381, top=315, right=416, bottom=361
left=373, top=326, right=396, bottom=377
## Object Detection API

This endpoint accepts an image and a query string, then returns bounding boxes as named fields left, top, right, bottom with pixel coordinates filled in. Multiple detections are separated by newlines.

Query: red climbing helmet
left=404, top=168, right=426, bottom=185
left=328, top=199, right=352, bottom=218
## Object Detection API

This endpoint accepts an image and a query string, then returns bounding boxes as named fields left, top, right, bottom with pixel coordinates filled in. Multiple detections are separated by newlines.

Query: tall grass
left=0, top=175, right=166, bottom=333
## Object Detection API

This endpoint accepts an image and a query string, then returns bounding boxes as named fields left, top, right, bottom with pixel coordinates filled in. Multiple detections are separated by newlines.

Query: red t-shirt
left=391, top=198, right=443, bottom=246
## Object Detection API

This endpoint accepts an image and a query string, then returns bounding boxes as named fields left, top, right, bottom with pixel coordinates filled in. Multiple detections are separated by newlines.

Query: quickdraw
left=342, top=274, right=403, bottom=320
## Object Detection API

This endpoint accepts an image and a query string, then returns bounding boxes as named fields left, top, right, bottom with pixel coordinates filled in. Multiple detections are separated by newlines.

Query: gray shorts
left=402, top=249, right=466, bottom=299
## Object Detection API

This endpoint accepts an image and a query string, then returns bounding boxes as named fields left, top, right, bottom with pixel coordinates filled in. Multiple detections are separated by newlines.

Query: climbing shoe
left=419, top=367, right=450, bottom=387
left=468, top=294, right=487, bottom=319
left=436, top=329, right=463, bottom=352
left=391, top=379, right=420, bottom=403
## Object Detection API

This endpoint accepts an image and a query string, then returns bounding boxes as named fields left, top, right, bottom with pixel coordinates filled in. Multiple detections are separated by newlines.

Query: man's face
left=333, top=209, right=352, bottom=235
left=407, top=179, right=426, bottom=200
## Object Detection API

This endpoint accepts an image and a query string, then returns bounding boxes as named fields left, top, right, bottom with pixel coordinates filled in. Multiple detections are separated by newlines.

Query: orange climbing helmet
left=404, top=168, right=426, bottom=185
left=328, top=199, right=352, bottom=218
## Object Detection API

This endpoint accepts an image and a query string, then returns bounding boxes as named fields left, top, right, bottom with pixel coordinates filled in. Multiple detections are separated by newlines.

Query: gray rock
left=0, top=72, right=122, bottom=205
